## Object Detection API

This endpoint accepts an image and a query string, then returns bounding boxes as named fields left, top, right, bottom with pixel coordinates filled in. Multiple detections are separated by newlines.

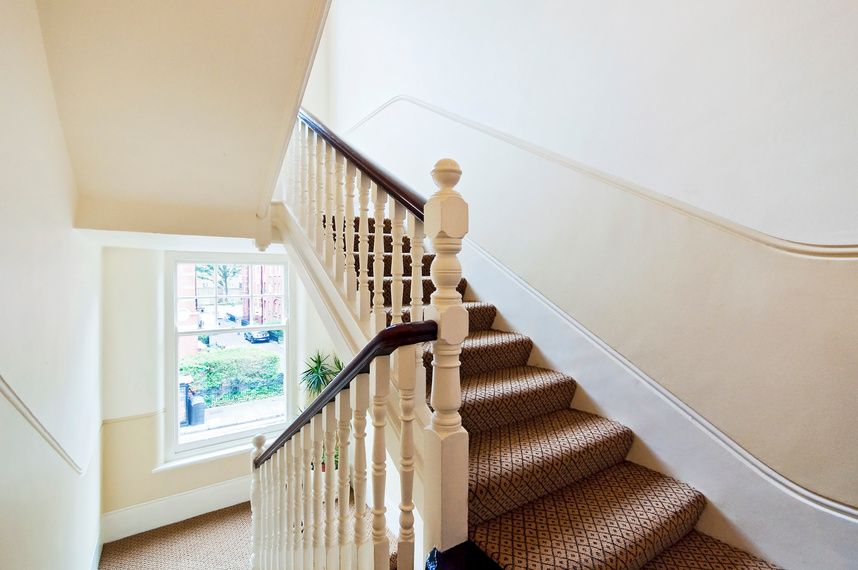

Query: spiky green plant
left=299, top=351, right=343, bottom=399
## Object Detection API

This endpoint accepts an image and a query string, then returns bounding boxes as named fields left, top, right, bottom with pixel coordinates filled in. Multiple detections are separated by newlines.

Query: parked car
left=244, top=330, right=270, bottom=343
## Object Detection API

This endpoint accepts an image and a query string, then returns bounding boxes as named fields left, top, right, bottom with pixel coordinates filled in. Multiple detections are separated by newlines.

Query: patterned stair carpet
left=362, top=218, right=783, bottom=570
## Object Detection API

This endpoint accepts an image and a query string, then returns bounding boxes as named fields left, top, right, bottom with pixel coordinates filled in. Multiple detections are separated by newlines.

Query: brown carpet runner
left=362, top=218, right=782, bottom=570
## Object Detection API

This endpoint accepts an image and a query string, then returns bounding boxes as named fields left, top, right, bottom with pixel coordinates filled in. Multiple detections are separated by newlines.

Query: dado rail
left=250, top=109, right=470, bottom=569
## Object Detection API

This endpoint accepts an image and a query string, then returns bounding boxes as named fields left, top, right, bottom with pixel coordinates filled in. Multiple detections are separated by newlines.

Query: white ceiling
left=37, top=0, right=327, bottom=235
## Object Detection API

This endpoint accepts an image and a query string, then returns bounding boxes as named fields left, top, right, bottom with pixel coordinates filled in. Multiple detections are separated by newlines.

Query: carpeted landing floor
left=99, top=503, right=251, bottom=570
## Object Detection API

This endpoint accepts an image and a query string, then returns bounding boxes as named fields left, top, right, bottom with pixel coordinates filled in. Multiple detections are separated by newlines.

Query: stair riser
left=386, top=302, right=496, bottom=331
left=467, top=410, right=634, bottom=526
left=356, top=252, right=434, bottom=278
left=424, top=336, right=532, bottom=384
left=367, top=276, right=466, bottom=307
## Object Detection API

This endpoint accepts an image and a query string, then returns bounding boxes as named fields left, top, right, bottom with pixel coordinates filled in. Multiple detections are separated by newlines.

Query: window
left=166, top=254, right=294, bottom=457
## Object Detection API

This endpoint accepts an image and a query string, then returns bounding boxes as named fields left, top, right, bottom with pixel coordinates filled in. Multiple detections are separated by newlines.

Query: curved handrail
left=254, top=320, right=438, bottom=468
left=298, top=107, right=427, bottom=221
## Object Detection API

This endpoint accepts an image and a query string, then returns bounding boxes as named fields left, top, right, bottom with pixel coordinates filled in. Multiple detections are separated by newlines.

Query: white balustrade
left=253, top=115, right=471, bottom=569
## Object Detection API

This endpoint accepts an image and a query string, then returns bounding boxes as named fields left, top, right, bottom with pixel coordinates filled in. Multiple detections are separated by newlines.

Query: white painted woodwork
left=306, top=131, right=318, bottom=245
left=324, top=144, right=336, bottom=273
left=409, top=216, right=429, bottom=418
left=371, top=186, right=388, bottom=334
left=302, top=424, right=314, bottom=570
left=370, top=357, right=391, bottom=568
left=312, top=415, right=325, bottom=567
left=337, top=390, right=353, bottom=568
left=324, top=402, right=338, bottom=569
left=352, top=372, right=372, bottom=569
left=251, top=435, right=266, bottom=570
left=423, top=159, right=470, bottom=552
left=357, top=173, right=372, bottom=329
left=344, top=162, right=358, bottom=306
left=390, top=201, right=405, bottom=326
left=396, top=343, right=417, bottom=570
left=334, top=152, right=347, bottom=287
left=286, top=439, right=297, bottom=567
left=315, top=137, right=326, bottom=252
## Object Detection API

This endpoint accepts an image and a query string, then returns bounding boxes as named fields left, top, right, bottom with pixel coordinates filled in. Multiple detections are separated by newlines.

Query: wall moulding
left=347, top=96, right=858, bottom=259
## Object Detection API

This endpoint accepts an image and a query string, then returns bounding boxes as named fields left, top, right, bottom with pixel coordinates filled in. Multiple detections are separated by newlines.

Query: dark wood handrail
left=254, top=320, right=438, bottom=468
left=298, top=107, right=427, bottom=221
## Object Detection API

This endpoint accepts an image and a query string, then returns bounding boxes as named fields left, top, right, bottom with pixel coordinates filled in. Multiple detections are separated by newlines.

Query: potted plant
left=300, top=350, right=343, bottom=471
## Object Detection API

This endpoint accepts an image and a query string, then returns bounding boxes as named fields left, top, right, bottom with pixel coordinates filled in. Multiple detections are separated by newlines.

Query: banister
left=298, top=107, right=427, bottom=221
left=254, top=320, right=438, bottom=468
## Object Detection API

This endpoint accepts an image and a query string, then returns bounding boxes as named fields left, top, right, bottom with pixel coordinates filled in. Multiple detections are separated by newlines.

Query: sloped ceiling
left=37, top=0, right=327, bottom=237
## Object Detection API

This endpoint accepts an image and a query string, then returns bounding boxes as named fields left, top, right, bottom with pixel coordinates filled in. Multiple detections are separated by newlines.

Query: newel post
left=250, top=434, right=266, bottom=570
left=423, top=158, right=469, bottom=552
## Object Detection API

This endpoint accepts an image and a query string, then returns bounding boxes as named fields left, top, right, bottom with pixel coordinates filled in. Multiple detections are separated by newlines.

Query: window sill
left=153, top=442, right=254, bottom=474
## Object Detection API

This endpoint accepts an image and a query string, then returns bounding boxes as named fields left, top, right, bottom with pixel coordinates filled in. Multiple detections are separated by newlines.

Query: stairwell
left=365, top=217, right=782, bottom=569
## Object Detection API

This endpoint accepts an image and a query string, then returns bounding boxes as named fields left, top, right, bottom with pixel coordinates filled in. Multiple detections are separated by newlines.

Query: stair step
left=424, top=330, right=533, bottom=385
left=355, top=233, right=411, bottom=253
left=468, top=409, right=633, bottom=525
left=322, top=216, right=392, bottom=234
left=470, top=461, right=706, bottom=570
left=368, top=276, right=466, bottom=307
left=357, top=252, right=434, bottom=277
left=641, top=530, right=783, bottom=569
left=459, top=365, right=577, bottom=433
left=386, top=301, right=496, bottom=332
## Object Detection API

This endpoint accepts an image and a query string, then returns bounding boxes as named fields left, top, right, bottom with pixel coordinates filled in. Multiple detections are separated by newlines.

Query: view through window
left=174, top=262, right=288, bottom=447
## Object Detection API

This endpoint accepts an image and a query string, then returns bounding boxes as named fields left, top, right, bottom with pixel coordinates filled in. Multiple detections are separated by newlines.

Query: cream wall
left=311, top=0, right=858, bottom=508
left=100, top=244, right=334, bottom=515
left=319, top=0, right=858, bottom=245
left=0, top=0, right=103, bottom=567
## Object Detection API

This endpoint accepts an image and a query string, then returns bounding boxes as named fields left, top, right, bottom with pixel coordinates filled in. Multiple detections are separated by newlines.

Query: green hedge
left=180, top=347, right=281, bottom=391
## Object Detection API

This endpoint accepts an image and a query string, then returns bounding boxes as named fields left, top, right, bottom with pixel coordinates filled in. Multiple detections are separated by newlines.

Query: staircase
left=255, top=109, right=785, bottom=569
left=366, top=216, right=780, bottom=569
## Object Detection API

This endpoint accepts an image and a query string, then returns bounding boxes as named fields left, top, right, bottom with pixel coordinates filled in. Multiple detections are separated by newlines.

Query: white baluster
left=396, top=342, right=417, bottom=570
left=299, top=123, right=310, bottom=234
left=293, top=436, right=305, bottom=570
left=409, top=215, right=428, bottom=408
left=391, top=201, right=406, bottom=326
left=357, top=173, right=372, bottom=330
left=372, top=185, right=388, bottom=334
left=250, top=435, right=266, bottom=570
left=324, top=402, right=339, bottom=569
left=324, top=144, right=336, bottom=273
left=303, top=424, right=314, bottom=570
left=285, top=439, right=296, bottom=568
left=313, top=414, right=326, bottom=567
left=337, top=390, right=353, bottom=569
left=334, top=151, right=346, bottom=287
left=351, top=372, right=372, bottom=569
left=292, top=124, right=301, bottom=212
left=306, top=130, right=317, bottom=244
left=277, top=446, right=289, bottom=569
left=344, top=161, right=358, bottom=306
left=315, top=137, right=326, bottom=253
left=371, top=356, right=390, bottom=568
left=260, top=459, right=268, bottom=569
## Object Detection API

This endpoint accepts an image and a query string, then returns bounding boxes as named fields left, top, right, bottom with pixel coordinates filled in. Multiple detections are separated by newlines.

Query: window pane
left=251, top=297, right=284, bottom=325
left=177, top=342, right=285, bottom=444
left=252, top=264, right=283, bottom=295
left=217, top=264, right=249, bottom=296
left=193, top=264, right=217, bottom=296
left=216, top=297, right=249, bottom=328
left=176, top=298, right=201, bottom=332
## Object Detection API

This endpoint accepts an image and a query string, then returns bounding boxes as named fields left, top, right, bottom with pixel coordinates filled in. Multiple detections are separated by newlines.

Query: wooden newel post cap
left=431, top=159, right=462, bottom=190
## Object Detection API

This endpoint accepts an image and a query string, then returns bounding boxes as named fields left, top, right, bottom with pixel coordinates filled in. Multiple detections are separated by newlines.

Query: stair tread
left=460, top=365, right=577, bottom=432
left=468, top=408, right=633, bottom=525
left=470, top=461, right=706, bottom=570
left=423, top=329, right=534, bottom=382
left=386, top=301, right=496, bottom=331
left=641, top=530, right=783, bottom=570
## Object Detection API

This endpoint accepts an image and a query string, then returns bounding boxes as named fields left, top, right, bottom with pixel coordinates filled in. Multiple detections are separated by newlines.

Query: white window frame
left=164, top=251, right=297, bottom=460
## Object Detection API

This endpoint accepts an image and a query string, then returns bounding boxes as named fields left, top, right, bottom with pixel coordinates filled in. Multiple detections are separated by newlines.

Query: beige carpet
left=99, top=503, right=251, bottom=570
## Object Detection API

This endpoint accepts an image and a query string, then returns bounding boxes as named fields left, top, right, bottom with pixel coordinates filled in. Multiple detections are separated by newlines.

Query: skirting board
left=101, top=475, right=251, bottom=543
left=459, top=239, right=858, bottom=570
left=90, top=537, right=102, bottom=570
